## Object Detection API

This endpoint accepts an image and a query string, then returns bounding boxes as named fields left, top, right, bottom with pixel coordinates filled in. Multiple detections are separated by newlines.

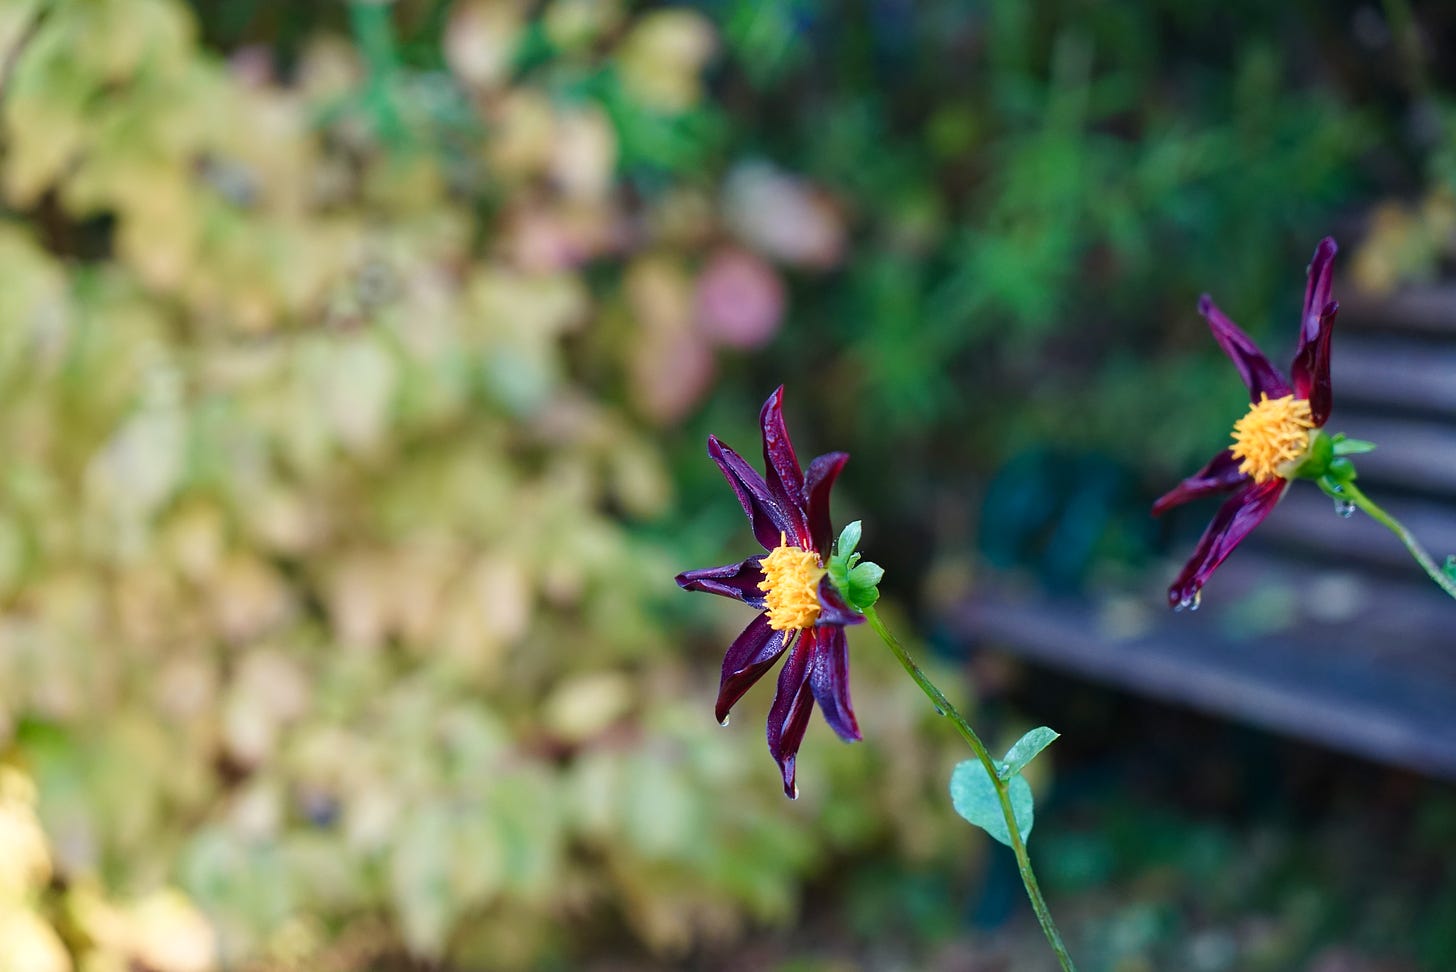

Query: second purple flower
left=1153, top=237, right=1341, bottom=608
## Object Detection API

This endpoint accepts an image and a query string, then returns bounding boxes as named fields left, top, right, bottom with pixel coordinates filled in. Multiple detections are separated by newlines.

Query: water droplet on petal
left=1175, top=590, right=1202, bottom=613
left=790, top=784, right=799, bottom=800
left=717, top=714, right=730, bottom=727
left=1334, top=500, right=1356, bottom=518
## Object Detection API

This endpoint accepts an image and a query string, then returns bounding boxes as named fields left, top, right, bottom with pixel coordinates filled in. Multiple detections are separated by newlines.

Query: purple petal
left=807, top=625, right=861, bottom=743
left=816, top=576, right=864, bottom=627
left=715, top=613, right=790, bottom=725
left=1151, top=449, right=1250, bottom=517
left=1291, top=299, right=1338, bottom=427
left=1198, top=294, right=1292, bottom=401
left=1167, top=478, right=1287, bottom=608
left=802, top=451, right=849, bottom=557
left=1299, top=237, right=1338, bottom=347
left=1291, top=238, right=1339, bottom=423
left=759, top=387, right=811, bottom=542
left=709, top=435, right=803, bottom=551
left=675, top=556, right=767, bottom=608
left=766, top=635, right=815, bottom=799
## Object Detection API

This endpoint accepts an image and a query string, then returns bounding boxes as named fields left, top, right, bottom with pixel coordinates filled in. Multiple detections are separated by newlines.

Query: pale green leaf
left=949, top=759, right=1034, bottom=848
left=1000, top=726, right=1059, bottom=779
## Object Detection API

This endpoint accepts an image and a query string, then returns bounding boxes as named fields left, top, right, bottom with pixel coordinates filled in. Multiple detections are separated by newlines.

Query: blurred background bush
left=0, top=1, right=1453, bottom=969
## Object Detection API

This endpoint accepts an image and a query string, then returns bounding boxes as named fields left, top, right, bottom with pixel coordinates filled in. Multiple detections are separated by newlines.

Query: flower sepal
left=825, top=521, right=884, bottom=613
left=1331, top=433, right=1377, bottom=457
left=1313, top=441, right=1365, bottom=514
left=1285, top=430, right=1375, bottom=485
left=1284, top=428, right=1334, bottom=481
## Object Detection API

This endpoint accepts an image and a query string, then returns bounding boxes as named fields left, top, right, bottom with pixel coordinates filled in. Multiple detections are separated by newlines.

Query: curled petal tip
left=676, top=556, right=768, bottom=606
left=1165, top=479, right=1284, bottom=610
left=1306, top=238, right=1339, bottom=296
left=780, top=760, right=798, bottom=799
left=760, top=387, right=782, bottom=420
left=759, top=386, right=787, bottom=427
left=1197, top=292, right=1291, bottom=400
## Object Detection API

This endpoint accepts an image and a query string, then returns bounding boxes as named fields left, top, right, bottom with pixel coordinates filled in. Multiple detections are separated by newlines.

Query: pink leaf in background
left=695, top=247, right=785, bottom=349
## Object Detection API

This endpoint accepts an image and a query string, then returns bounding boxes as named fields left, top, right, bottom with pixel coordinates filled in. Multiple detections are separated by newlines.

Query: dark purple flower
left=1153, top=237, right=1340, bottom=609
left=675, top=387, right=862, bottom=797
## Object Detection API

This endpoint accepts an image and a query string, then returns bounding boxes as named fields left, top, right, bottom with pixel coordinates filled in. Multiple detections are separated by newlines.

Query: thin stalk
left=862, top=604, right=1077, bottom=972
left=1340, top=481, right=1456, bottom=601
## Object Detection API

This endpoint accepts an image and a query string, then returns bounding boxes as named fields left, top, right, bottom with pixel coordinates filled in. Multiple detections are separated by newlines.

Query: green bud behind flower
left=826, top=521, right=884, bottom=612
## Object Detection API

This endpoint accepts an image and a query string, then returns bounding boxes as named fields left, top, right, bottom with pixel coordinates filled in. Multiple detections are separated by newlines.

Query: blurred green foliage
left=664, top=0, right=1407, bottom=592
left=0, top=1, right=969, bottom=967
left=0, top=0, right=1451, bottom=968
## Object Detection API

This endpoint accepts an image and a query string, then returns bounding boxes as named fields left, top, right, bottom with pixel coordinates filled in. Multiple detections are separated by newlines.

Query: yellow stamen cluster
left=1230, top=393, right=1315, bottom=484
left=759, top=533, right=824, bottom=631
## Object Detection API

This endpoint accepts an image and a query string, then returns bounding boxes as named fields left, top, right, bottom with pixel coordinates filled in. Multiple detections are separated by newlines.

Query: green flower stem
left=1339, top=480, right=1456, bottom=601
left=862, top=604, right=1077, bottom=972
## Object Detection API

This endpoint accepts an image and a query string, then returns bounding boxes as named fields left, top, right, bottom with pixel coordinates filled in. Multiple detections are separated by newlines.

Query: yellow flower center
left=1229, top=393, right=1315, bottom=484
left=759, top=533, right=824, bottom=632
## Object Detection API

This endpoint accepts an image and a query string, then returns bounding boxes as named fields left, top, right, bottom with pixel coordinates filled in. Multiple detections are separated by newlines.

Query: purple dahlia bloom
left=675, top=387, right=863, bottom=798
left=1153, top=237, right=1340, bottom=608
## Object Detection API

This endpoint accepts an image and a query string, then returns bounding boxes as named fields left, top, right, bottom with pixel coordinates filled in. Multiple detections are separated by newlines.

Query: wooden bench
left=941, top=283, right=1456, bottom=777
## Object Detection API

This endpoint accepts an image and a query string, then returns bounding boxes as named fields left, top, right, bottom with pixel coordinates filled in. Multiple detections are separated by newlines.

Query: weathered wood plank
left=948, top=284, right=1456, bottom=779
left=1339, top=286, right=1456, bottom=336
left=945, top=556, right=1456, bottom=777
left=1251, top=489, right=1456, bottom=572
left=1330, top=336, right=1456, bottom=417
left=1320, top=415, right=1456, bottom=496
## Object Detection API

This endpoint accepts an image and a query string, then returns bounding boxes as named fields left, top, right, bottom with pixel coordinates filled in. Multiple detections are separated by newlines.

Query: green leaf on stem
left=949, top=758, right=1034, bottom=847
left=1443, top=555, right=1456, bottom=582
left=1000, top=726, right=1059, bottom=780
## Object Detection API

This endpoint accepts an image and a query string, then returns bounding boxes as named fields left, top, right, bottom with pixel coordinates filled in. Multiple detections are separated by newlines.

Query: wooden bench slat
left=1330, top=336, right=1456, bottom=417
left=1339, top=286, right=1456, bottom=336
left=1249, top=489, right=1456, bottom=572
left=1322, top=415, right=1456, bottom=496
left=946, top=555, right=1456, bottom=777
left=947, top=284, right=1456, bottom=781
